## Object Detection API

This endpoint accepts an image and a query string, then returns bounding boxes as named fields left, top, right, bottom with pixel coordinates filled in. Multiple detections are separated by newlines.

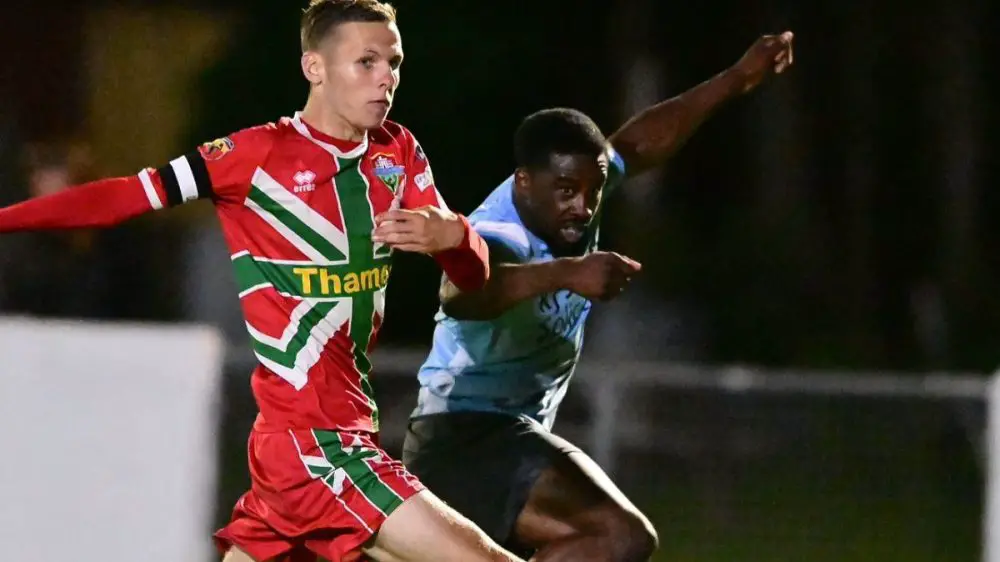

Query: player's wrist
left=547, top=257, right=583, bottom=291
left=448, top=214, right=471, bottom=250
left=723, top=64, right=754, bottom=95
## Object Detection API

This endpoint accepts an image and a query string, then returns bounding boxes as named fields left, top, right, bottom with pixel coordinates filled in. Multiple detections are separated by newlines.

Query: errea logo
left=293, top=170, right=316, bottom=193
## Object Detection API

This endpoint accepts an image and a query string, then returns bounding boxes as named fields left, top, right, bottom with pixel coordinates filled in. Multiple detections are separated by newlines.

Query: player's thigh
left=220, top=545, right=320, bottom=562
left=363, top=489, right=521, bottom=562
left=221, top=546, right=269, bottom=562
left=512, top=435, right=657, bottom=550
left=402, top=412, right=543, bottom=546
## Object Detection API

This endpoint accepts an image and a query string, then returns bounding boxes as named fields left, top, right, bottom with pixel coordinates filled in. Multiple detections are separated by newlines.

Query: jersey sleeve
left=146, top=126, right=271, bottom=208
left=398, top=134, right=447, bottom=211
left=0, top=126, right=270, bottom=233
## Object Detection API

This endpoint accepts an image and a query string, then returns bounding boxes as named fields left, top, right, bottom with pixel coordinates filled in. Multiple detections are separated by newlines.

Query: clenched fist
left=563, top=251, right=642, bottom=301
left=732, top=31, right=794, bottom=93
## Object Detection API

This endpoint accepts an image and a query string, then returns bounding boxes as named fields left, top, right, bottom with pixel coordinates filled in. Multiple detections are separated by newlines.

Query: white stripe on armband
left=169, top=156, right=200, bottom=203
left=138, top=168, right=164, bottom=210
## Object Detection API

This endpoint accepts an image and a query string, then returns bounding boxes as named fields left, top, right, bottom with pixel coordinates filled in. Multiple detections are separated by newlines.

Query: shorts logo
left=198, top=137, right=234, bottom=161
left=371, top=152, right=405, bottom=194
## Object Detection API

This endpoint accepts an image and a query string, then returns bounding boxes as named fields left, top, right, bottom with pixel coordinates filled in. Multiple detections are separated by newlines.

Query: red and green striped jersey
left=0, top=112, right=489, bottom=434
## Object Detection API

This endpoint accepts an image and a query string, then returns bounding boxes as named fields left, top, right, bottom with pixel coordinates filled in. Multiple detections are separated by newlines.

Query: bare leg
left=514, top=451, right=657, bottom=562
left=364, top=489, right=528, bottom=562
left=221, top=547, right=270, bottom=562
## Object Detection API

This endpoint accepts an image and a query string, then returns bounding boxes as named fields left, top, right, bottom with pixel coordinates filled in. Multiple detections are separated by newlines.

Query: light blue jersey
left=412, top=148, right=627, bottom=430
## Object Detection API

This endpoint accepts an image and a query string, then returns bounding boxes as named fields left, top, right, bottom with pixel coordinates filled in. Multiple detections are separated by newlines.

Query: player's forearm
left=609, top=66, right=745, bottom=175
left=442, top=258, right=576, bottom=320
left=433, top=215, right=490, bottom=293
left=0, top=175, right=157, bottom=233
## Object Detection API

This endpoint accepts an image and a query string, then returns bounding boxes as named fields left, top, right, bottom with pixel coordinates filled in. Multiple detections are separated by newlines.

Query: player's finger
left=373, top=230, right=420, bottom=246
left=374, top=209, right=416, bottom=225
left=616, top=255, right=642, bottom=272
left=372, top=222, right=415, bottom=241
left=375, top=216, right=417, bottom=230
left=387, top=243, right=429, bottom=253
left=605, top=269, right=631, bottom=293
left=780, top=33, right=794, bottom=63
left=774, top=54, right=788, bottom=73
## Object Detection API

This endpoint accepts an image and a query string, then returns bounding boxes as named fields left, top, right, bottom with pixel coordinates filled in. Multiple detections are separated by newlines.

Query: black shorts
left=401, top=411, right=580, bottom=551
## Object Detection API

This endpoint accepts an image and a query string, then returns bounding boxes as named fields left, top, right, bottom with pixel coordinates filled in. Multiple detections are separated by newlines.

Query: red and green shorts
left=214, top=428, right=424, bottom=561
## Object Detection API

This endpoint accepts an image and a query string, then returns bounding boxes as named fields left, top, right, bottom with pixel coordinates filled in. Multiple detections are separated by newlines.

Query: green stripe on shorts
left=313, top=430, right=404, bottom=516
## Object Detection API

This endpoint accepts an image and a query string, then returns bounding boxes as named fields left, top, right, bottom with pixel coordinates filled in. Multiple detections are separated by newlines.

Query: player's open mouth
left=559, top=224, right=586, bottom=242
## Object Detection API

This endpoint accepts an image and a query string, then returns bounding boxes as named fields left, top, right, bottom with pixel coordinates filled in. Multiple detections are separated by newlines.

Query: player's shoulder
left=197, top=121, right=279, bottom=162
left=474, top=219, right=533, bottom=260
left=468, top=175, right=516, bottom=222
left=606, top=145, right=627, bottom=179
left=226, top=121, right=281, bottom=145
left=373, top=119, right=413, bottom=144
left=370, top=119, right=424, bottom=160
left=469, top=184, right=534, bottom=260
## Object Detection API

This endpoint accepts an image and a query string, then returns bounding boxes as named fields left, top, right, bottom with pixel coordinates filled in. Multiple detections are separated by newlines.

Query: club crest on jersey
left=371, top=152, right=405, bottom=194
left=198, top=136, right=234, bottom=161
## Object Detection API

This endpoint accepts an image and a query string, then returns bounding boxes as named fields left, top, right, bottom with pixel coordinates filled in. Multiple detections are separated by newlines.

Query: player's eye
left=389, top=57, right=403, bottom=70
left=358, top=56, right=376, bottom=70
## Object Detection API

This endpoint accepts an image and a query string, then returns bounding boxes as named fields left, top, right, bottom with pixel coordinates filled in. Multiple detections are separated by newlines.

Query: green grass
left=636, top=435, right=981, bottom=562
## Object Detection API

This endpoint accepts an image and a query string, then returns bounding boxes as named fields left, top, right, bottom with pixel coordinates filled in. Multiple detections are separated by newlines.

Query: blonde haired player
left=0, top=2, right=534, bottom=561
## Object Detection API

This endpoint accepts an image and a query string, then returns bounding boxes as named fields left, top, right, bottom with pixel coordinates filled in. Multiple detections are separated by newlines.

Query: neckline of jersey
left=290, top=112, right=368, bottom=160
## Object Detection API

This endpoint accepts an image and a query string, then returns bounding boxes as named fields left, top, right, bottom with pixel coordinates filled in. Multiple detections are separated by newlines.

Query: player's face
left=516, top=152, right=609, bottom=255
left=316, top=21, right=403, bottom=131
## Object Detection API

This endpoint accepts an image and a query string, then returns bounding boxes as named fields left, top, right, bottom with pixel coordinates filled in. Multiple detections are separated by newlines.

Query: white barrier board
left=0, top=317, right=224, bottom=561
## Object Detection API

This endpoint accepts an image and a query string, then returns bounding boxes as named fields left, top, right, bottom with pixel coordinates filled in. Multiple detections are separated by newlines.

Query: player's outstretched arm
left=0, top=174, right=165, bottom=233
left=441, top=247, right=641, bottom=321
left=0, top=132, right=261, bottom=233
left=608, top=31, right=794, bottom=176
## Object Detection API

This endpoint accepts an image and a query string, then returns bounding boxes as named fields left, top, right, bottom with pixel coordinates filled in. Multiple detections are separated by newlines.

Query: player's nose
left=383, top=69, right=400, bottom=90
left=569, top=196, right=593, bottom=220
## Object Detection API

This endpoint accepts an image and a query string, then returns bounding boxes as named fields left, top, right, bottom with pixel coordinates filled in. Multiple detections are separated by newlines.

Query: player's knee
left=627, top=512, right=659, bottom=560
left=221, top=546, right=264, bottom=562
left=451, top=513, right=522, bottom=562
left=599, top=507, right=658, bottom=561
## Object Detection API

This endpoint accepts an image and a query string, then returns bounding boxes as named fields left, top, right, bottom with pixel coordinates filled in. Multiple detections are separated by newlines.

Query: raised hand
left=732, top=31, right=794, bottom=93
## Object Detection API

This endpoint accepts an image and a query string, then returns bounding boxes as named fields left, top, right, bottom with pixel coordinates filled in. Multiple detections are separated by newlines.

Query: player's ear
left=513, top=168, right=531, bottom=195
left=301, top=51, right=324, bottom=85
